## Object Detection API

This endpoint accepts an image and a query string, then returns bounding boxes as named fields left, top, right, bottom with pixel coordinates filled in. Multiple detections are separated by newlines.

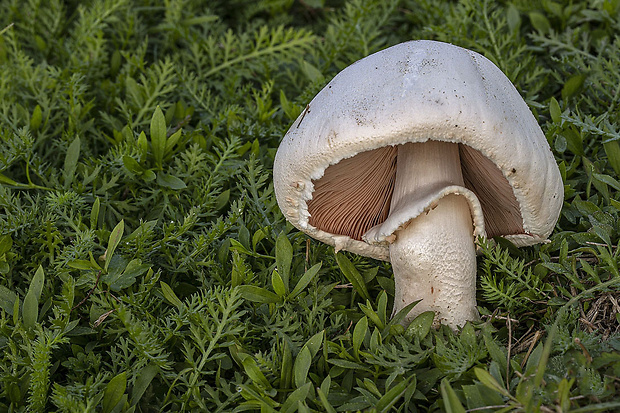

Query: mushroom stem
left=389, top=141, right=478, bottom=329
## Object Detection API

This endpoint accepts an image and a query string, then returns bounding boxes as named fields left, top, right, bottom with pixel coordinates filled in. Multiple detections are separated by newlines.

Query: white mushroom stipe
left=390, top=194, right=477, bottom=327
left=380, top=141, right=478, bottom=328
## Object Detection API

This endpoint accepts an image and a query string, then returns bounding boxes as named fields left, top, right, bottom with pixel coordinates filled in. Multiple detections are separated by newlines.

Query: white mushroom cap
left=273, top=40, right=563, bottom=261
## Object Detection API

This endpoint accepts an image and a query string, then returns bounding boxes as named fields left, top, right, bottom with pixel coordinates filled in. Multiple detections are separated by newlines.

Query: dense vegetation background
left=1, top=0, right=620, bottom=411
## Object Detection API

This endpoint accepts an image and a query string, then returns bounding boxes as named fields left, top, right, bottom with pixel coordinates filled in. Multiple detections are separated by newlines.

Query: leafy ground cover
left=1, top=0, right=620, bottom=411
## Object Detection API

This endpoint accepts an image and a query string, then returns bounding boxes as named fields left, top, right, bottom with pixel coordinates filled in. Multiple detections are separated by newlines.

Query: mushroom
left=273, top=40, right=563, bottom=329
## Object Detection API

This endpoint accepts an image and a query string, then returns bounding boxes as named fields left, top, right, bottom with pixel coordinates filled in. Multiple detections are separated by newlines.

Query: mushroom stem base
left=390, top=193, right=478, bottom=329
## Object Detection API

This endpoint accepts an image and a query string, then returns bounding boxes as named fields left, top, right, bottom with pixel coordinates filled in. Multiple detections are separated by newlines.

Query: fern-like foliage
left=2, top=0, right=620, bottom=412
left=479, top=239, right=549, bottom=314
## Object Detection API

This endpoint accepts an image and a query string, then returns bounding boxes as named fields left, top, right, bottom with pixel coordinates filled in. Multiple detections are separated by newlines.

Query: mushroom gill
left=308, top=142, right=524, bottom=242
left=459, top=144, right=523, bottom=238
left=308, top=146, right=397, bottom=240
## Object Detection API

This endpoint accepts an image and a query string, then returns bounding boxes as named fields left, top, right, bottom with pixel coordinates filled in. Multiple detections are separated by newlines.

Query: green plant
left=1, top=0, right=620, bottom=411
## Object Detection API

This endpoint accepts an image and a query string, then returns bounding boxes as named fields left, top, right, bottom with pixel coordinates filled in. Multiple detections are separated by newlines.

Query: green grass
left=1, top=0, right=620, bottom=411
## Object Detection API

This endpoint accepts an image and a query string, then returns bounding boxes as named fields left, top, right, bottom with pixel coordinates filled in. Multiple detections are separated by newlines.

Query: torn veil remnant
left=273, top=40, right=563, bottom=330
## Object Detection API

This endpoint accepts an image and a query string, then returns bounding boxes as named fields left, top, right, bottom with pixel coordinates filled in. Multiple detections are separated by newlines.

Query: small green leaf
left=0, top=173, right=19, bottom=186
left=301, top=60, right=324, bottom=83
left=524, top=343, right=544, bottom=376
left=548, top=296, right=567, bottom=306
left=279, top=90, right=302, bottom=121
left=474, top=368, right=511, bottom=398
left=110, top=50, right=121, bottom=75
left=571, top=402, right=620, bottom=413
left=142, top=170, right=156, bottom=181
left=102, top=371, right=127, bottom=413
left=67, top=259, right=99, bottom=270
left=34, top=34, right=46, bottom=51
left=0, top=285, right=17, bottom=315
left=317, top=387, right=337, bottom=413
left=390, top=300, right=420, bottom=328
left=105, top=220, right=124, bottom=271
left=593, top=173, right=620, bottom=192
left=150, top=106, right=166, bottom=168
left=251, top=138, right=260, bottom=157
left=562, top=74, right=586, bottom=100
left=359, top=302, right=384, bottom=330
left=554, top=135, right=567, bottom=153
left=529, top=11, right=550, bottom=33
left=276, top=233, right=293, bottom=288
left=161, top=281, right=183, bottom=308
left=101, top=256, right=135, bottom=291
left=603, top=140, right=620, bottom=175
left=23, top=265, right=44, bottom=329
left=304, top=330, right=324, bottom=357
left=281, top=382, right=312, bottom=413
left=131, top=364, right=158, bottom=406
left=236, top=383, right=277, bottom=410
left=440, top=379, right=466, bottom=413
left=542, top=262, right=570, bottom=276
left=117, top=259, right=150, bottom=290
left=549, top=97, right=561, bottom=123
left=271, top=270, right=287, bottom=297
left=506, top=4, right=521, bottom=32
left=327, top=359, right=368, bottom=370
left=6, top=382, right=21, bottom=404
left=229, top=238, right=252, bottom=256
left=0, top=23, right=13, bottom=37
left=230, top=250, right=245, bottom=287
left=165, top=103, right=175, bottom=124
left=335, top=253, right=370, bottom=301
left=214, top=189, right=230, bottom=210
left=593, top=225, right=612, bottom=246
left=460, top=323, right=477, bottom=347
left=90, top=197, right=100, bottom=230
left=30, top=104, right=42, bottom=131
left=292, top=332, right=324, bottom=387
left=0, top=234, right=12, bottom=255
left=137, top=131, right=148, bottom=161
left=118, top=125, right=132, bottom=142
left=375, top=379, right=411, bottom=413
left=156, top=172, right=186, bottom=189
left=242, top=357, right=271, bottom=389
left=63, top=136, right=81, bottom=188
left=174, top=100, right=185, bottom=119
left=252, top=228, right=267, bottom=251
left=320, top=375, right=331, bottom=397
left=122, top=155, right=145, bottom=175
left=13, top=297, right=19, bottom=325
left=404, top=311, right=435, bottom=341
left=290, top=263, right=321, bottom=298
left=557, top=378, right=573, bottom=412
left=563, top=128, right=583, bottom=155
left=483, top=333, right=507, bottom=376
left=238, top=285, right=282, bottom=304
left=293, top=346, right=312, bottom=387
left=280, top=340, right=293, bottom=391
left=165, top=129, right=183, bottom=153
left=352, top=316, right=368, bottom=359
left=463, top=383, right=504, bottom=409
left=377, top=290, right=388, bottom=326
